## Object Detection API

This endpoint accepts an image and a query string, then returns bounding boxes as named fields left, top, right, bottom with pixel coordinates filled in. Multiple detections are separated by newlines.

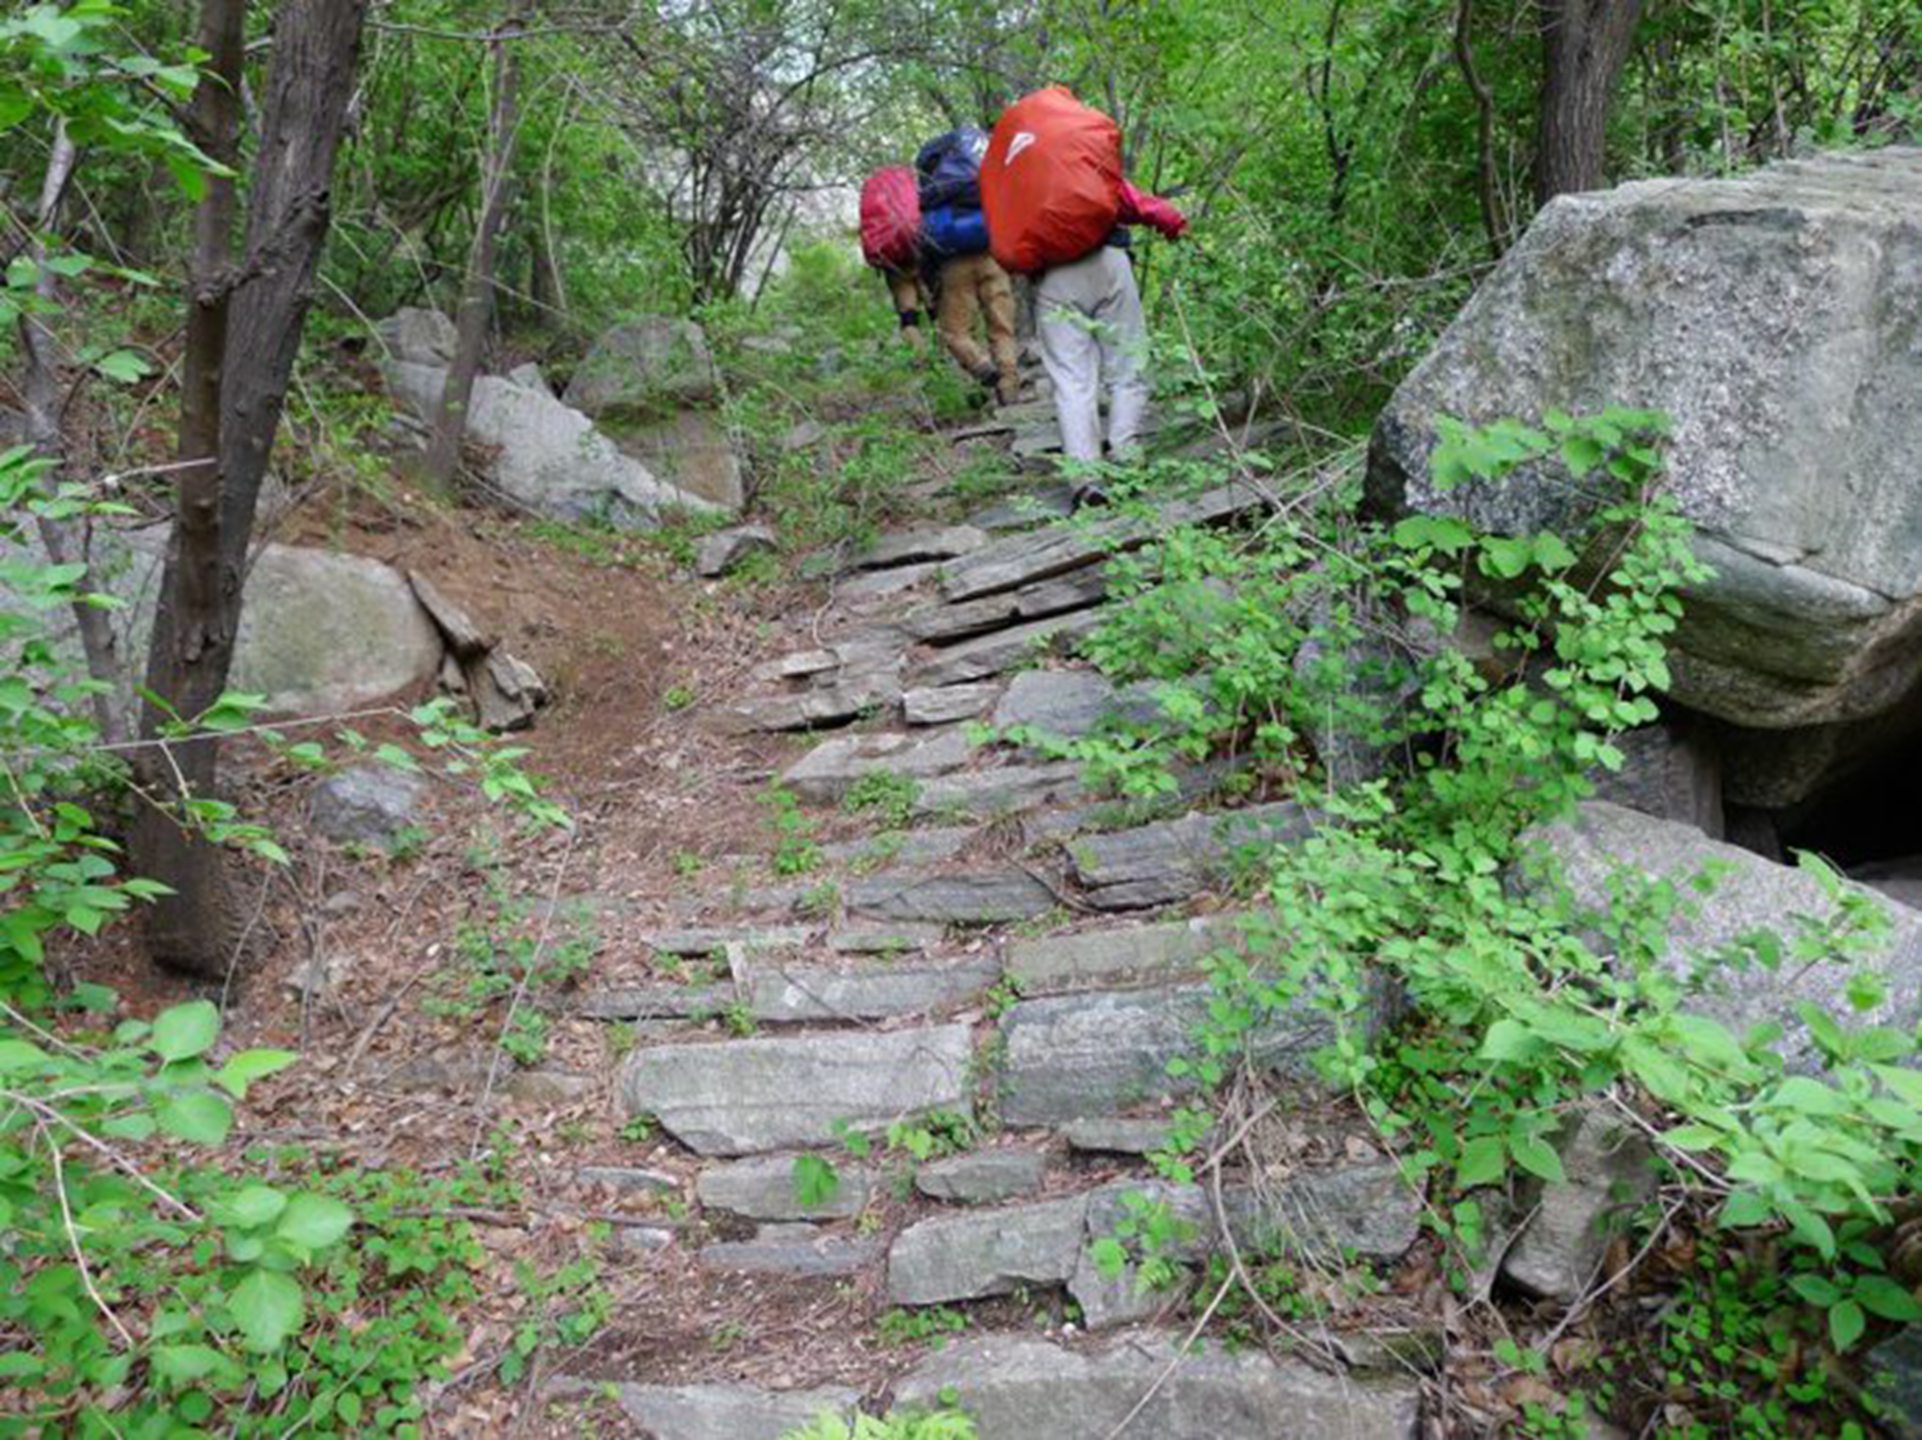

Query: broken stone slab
left=848, top=869, right=1056, bottom=926
left=967, top=483, right=1078, bottom=532
left=939, top=481, right=1272, bottom=604
left=1500, top=1106, right=1654, bottom=1303
left=696, top=1155, right=874, bottom=1221
left=602, top=1382, right=859, bottom=1440
left=820, top=826, right=973, bottom=870
left=1006, top=913, right=1244, bottom=994
left=610, top=409, right=745, bottom=510
left=997, top=985, right=1330, bottom=1126
left=740, top=957, right=1001, bottom=1022
left=991, top=668, right=1166, bottom=740
left=577, top=1165, right=680, bottom=1195
left=619, top=1024, right=975, bottom=1155
left=780, top=726, right=976, bottom=804
left=697, top=524, right=778, bottom=578
left=564, top=316, right=719, bottom=418
left=470, top=649, right=548, bottom=733
left=1069, top=802, right=1317, bottom=910
left=855, top=525, right=989, bottom=570
left=905, top=609, right=1107, bottom=690
left=505, top=1069, right=596, bottom=1107
left=902, top=570, right=1108, bottom=645
left=407, top=571, right=496, bottom=658
left=700, top=1223, right=880, bottom=1278
left=716, top=675, right=902, bottom=734
left=1235, top=1161, right=1425, bottom=1265
left=887, top=1195, right=1089, bottom=1305
left=643, top=925, right=810, bottom=957
left=376, top=307, right=455, bottom=366
left=1023, top=759, right=1247, bottom=847
left=915, top=1150, right=1047, bottom=1205
left=893, top=1335, right=1423, bottom=1440
left=903, top=682, right=1002, bottom=726
left=913, top=763, right=1086, bottom=822
left=574, top=983, right=731, bottom=1021
left=834, top=561, right=942, bottom=606
left=1062, top=1117, right=1174, bottom=1155
left=829, top=921, right=948, bottom=954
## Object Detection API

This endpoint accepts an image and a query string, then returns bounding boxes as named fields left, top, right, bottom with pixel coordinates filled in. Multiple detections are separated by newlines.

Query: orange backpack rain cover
left=980, top=87, right=1124, bottom=275
left=859, top=165, right=922, bottom=271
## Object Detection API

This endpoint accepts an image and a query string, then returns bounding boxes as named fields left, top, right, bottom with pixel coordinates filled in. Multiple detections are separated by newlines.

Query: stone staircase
left=558, top=438, right=1435, bottom=1438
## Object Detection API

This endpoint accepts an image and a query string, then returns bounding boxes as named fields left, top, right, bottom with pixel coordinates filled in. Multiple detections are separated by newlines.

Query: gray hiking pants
left=1036, top=246, right=1150, bottom=464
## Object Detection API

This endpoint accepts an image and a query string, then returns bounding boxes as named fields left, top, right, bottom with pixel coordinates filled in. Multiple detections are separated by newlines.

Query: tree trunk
left=1455, top=0, right=1509, bottom=259
left=1536, top=0, right=1645, bottom=205
left=133, top=0, right=370, bottom=977
left=424, top=10, right=525, bottom=489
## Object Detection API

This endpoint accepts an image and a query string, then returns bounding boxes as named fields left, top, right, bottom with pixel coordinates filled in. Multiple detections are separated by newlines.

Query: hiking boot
left=994, top=377, right=1021, bottom=407
left=1071, top=482, right=1112, bottom=512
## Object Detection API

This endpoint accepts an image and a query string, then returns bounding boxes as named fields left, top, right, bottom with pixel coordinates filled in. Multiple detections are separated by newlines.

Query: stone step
left=578, top=955, right=999, bottom=1025
left=852, top=524, right=988, bottom=571
left=618, top=1023, right=975, bottom=1156
left=901, top=570, right=1107, bottom=645
left=699, top=1222, right=880, bottom=1278
left=1068, top=800, right=1316, bottom=909
left=846, top=867, right=1057, bottom=926
left=820, top=825, right=975, bottom=871
left=914, top=1149, right=1047, bottom=1205
left=1005, top=912, right=1245, bottom=994
left=939, top=480, right=1271, bottom=604
left=888, top=1194, right=1088, bottom=1305
left=780, top=725, right=976, bottom=803
left=991, top=667, right=1167, bottom=739
left=640, top=922, right=945, bottom=959
left=904, top=608, right=1106, bottom=690
left=892, top=1335, right=1422, bottom=1440
left=913, top=762, right=1087, bottom=822
left=587, top=1382, right=859, bottom=1440
left=997, top=983, right=1330, bottom=1127
left=696, top=1154, right=876, bottom=1221
left=902, top=681, right=1001, bottom=726
left=967, top=482, right=1077, bottom=532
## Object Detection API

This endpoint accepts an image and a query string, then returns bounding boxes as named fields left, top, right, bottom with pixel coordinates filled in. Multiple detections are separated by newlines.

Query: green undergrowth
left=1031, top=411, right=1922, bottom=1434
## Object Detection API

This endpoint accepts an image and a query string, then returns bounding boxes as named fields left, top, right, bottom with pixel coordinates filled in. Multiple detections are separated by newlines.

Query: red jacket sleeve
left=1118, top=181, right=1188, bottom=240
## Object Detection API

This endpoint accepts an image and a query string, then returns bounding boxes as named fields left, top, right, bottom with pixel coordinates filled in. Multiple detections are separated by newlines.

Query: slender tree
left=133, top=0, right=371, bottom=976
left=424, top=5, right=529, bottom=488
left=1536, top=0, right=1646, bottom=203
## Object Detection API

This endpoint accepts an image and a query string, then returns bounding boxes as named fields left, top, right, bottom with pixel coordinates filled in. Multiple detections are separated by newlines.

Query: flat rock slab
left=699, top=1223, right=881, bottom=1278
left=604, top=1382, right=858, bottom=1440
left=1529, top=801, right=1922, bottom=1067
left=574, top=983, right=730, bottom=1021
left=887, top=1195, right=1089, bottom=1304
left=619, top=1025, right=975, bottom=1155
left=1062, top=1117, right=1175, bottom=1155
left=1070, top=802, right=1316, bottom=909
left=1500, top=1106, right=1653, bottom=1302
left=781, top=727, right=976, bottom=803
left=1236, top=1161, right=1425, bottom=1264
left=903, top=682, right=1003, bottom=726
left=893, top=1335, right=1423, bottom=1439
left=997, top=986, right=1330, bottom=1126
left=913, top=762, right=1086, bottom=821
left=968, top=484, right=1078, bottom=532
left=849, top=869, right=1057, bottom=926
left=821, top=827, right=974, bottom=870
left=991, top=668, right=1166, bottom=739
left=939, top=481, right=1270, bottom=603
left=577, top=1165, right=680, bottom=1195
left=741, top=957, right=1001, bottom=1022
left=855, top=525, right=989, bottom=570
left=903, top=570, right=1107, bottom=645
left=915, top=1149, right=1048, bottom=1205
left=644, top=925, right=809, bottom=956
left=696, top=1155, right=874, bottom=1220
left=1007, top=913, right=1243, bottom=993
left=906, top=609, right=1106, bottom=690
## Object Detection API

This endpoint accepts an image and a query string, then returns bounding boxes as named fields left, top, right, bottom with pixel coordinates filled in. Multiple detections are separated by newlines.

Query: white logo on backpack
left=1005, top=132, right=1036, bottom=165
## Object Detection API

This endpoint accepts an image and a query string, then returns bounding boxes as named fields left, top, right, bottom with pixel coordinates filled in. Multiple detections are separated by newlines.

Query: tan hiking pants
left=935, top=253, right=1019, bottom=394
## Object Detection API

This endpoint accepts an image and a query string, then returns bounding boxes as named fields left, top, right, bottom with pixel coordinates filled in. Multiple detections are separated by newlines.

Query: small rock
left=1501, top=1105, right=1654, bottom=1302
left=916, top=1150, right=1047, bottom=1205
left=855, top=525, right=989, bottom=571
left=780, top=727, right=975, bottom=804
left=1062, top=1118, right=1174, bottom=1155
left=578, top=1165, right=680, bottom=1195
left=781, top=419, right=828, bottom=452
left=903, top=682, right=1001, bottom=726
left=614, top=1226, right=676, bottom=1255
left=696, top=524, right=778, bottom=578
left=505, top=1069, right=596, bottom=1107
left=375, top=307, right=455, bottom=366
left=310, top=765, right=424, bottom=846
left=506, top=361, right=551, bottom=394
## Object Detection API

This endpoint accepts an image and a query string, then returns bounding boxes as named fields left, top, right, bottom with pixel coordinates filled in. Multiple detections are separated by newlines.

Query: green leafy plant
left=843, top=772, right=920, bottom=828
left=791, top=1153, right=841, bottom=1209
left=875, top=1306, right=969, bottom=1349
left=781, top=1408, right=978, bottom=1440
left=763, top=786, right=821, bottom=877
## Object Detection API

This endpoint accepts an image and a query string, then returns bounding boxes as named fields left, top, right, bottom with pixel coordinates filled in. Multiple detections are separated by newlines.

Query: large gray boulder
left=564, top=317, right=719, bottom=420
left=386, top=362, right=720, bottom=524
left=1529, top=801, right=1922, bottom=1065
left=1368, top=150, right=1922, bottom=802
left=374, top=307, right=456, bottom=367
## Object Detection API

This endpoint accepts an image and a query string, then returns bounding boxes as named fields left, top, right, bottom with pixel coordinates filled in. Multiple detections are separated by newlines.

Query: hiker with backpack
left=979, top=87, right=1188, bottom=476
left=916, top=127, right=1021, bottom=407
left=859, top=165, right=928, bottom=339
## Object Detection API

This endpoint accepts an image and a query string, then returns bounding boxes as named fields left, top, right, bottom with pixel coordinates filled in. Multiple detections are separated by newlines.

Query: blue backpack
left=915, top=127, right=989, bottom=212
left=922, top=203, right=989, bottom=258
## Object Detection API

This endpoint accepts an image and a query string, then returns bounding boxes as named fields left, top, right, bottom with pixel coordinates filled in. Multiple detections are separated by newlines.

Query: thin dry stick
left=1100, top=1266, right=1239, bottom=1440
left=46, top=1129, right=136, bottom=1349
